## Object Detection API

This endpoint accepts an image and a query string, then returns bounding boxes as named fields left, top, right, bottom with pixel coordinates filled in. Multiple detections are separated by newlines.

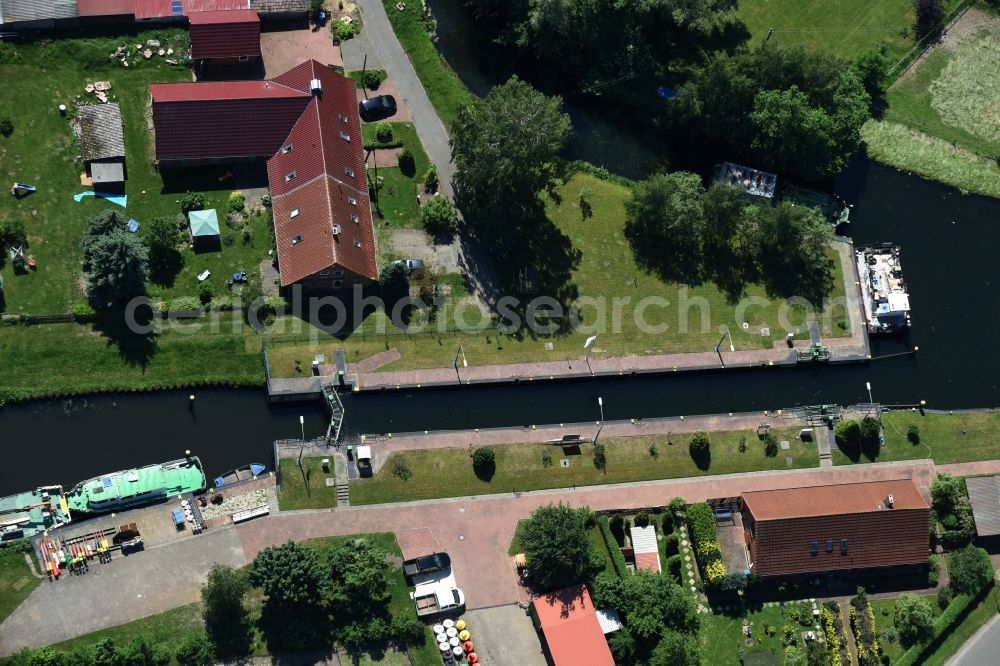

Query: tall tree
left=947, top=546, right=994, bottom=594
left=623, top=171, right=705, bottom=283
left=325, top=538, right=391, bottom=621
left=201, top=564, right=252, bottom=657
left=753, top=201, right=834, bottom=303
left=451, top=76, right=572, bottom=245
left=81, top=209, right=127, bottom=262
left=143, top=216, right=184, bottom=286
left=915, top=0, right=943, bottom=38
left=248, top=541, right=329, bottom=649
left=85, top=229, right=149, bottom=308
left=522, top=503, right=599, bottom=591
left=649, top=630, right=703, bottom=666
left=894, top=594, right=935, bottom=646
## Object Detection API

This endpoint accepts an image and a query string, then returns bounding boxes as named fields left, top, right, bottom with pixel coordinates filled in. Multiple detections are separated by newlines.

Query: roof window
left=825, top=539, right=833, bottom=553
left=282, top=144, right=293, bottom=154
left=840, top=539, right=848, bottom=554
left=353, top=239, right=362, bottom=248
left=289, top=208, right=300, bottom=218
left=285, top=171, right=296, bottom=182
left=809, top=541, right=818, bottom=556
left=340, top=131, right=351, bottom=142
left=345, top=167, right=355, bottom=178
left=291, top=235, right=303, bottom=245
left=338, top=113, right=348, bottom=123
left=351, top=214, right=359, bottom=224
left=348, top=196, right=357, bottom=206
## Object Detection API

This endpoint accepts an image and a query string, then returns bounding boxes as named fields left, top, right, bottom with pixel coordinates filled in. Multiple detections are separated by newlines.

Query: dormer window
left=289, top=208, right=300, bottom=218
left=282, top=144, right=293, bottom=154
left=340, top=131, right=351, bottom=141
left=348, top=196, right=357, bottom=206
left=285, top=171, right=296, bottom=182
left=291, top=235, right=302, bottom=245
left=345, top=167, right=354, bottom=178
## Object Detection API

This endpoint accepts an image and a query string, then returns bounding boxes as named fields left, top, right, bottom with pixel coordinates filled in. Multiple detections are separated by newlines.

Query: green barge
left=0, top=486, right=72, bottom=541
left=66, top=456, right=206, bottom=514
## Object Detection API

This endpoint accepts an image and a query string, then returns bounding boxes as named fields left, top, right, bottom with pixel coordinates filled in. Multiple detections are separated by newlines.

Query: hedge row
left=598, top=516, right=629, bottom=578
left=686, top=502, right=727, bottom=586
left=894, top=582, right=993, bottom=666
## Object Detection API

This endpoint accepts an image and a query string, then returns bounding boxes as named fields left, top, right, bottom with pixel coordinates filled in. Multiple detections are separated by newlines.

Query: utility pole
left=595, top=397, right=605, bottom=445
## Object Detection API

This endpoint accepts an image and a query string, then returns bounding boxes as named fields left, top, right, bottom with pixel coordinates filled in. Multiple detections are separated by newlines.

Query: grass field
left=869, top=594, right=943, bottom=663
left=380, top=0, right=474, bottom=129
left=832, top=410, right=1000, bottom=466
left=737, top=0, right=932, bottom=62
left=265, top=173, right=851, bottom=377
left=277, top=457, right=338, bottom=510
left=349, top=427, right=816, bottom=505
left=362, top=122, right=432, bottom=234
left=0, top=322, right=263, bottom=401
left=865, top=17, right=1000, bottom=197
left=0, top=547, right=40, bottom=624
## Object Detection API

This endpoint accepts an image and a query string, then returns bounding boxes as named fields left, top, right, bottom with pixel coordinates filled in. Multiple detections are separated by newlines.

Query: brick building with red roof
left=149, top=60, right=378, bottom=288
left=188, top=9, right=260, bottom=62
left=741, top=479, right=930, bottom=579
left=532, top=585, right=614, bottom=666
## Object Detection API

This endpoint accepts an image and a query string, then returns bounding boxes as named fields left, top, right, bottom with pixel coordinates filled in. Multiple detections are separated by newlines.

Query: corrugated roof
left=189, top=10, right=260, bottom=59
left=249, top=0, right=306, bottom=13
left=966, top=476, right=1000, bottom=536
left=533, top=585, right=614, bottom=666
left=1, top=0, right=77, bottom=22
left=77, top=103, right=125, bottom=162
left=743, top=480, right=930, bottom=577
left=77, top=0, right=135, bottom=16
left=742, top=479, right=928, bottom=520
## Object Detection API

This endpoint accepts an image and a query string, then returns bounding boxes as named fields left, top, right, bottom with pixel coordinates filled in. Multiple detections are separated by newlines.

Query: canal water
left=3, top=9, right=1000, bottom=494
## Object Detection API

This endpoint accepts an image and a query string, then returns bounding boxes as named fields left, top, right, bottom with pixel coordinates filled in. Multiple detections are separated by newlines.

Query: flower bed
left=849, top=591, right=881, bottom=666
left=822, top=602, right=850, bottom=666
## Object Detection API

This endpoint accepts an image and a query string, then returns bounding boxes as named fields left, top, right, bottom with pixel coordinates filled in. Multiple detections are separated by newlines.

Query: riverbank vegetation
left=349, top=427, right=816, bottom=505
left=7, top=535, right=439, bottom=666
left=832, top=409, right=1000, bottom=466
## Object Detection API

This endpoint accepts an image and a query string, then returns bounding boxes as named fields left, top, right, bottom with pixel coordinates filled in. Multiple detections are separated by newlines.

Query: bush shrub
left=941, top=529, right=974, bottom=549
left=937, top=586, right=953, bottom=609
left=0, top=117, right=13, bottom=137
left=927, top=555, right=939, bottom=587
left=598, top=516, right=629, bottom=576
left=421, top=196, right=458, bottom=235
left=390, top=456, right=411, bottom=480
left=835, top=419, right=862, bottom=452
left=334, top=19, right=356, bottom=41
left=362, top=69, right=386, bottom=89
left=180, top=191, right=206, bottom=214
left=667, top=554, right=682, bottom=581
left=169, top=296, right=202, bottom=312
left=634, top=512, right=649, bottom=528
left=424, top=164, right=438, bottom=191
left=398, top=148, right=415, bottom=176
left=686, top=502, right=716, bottom=546
left=948, top=546, right=994, bottom=594
left=471, top=446, right=496, bottom=480
left=197, top=281, right=213, bottom=305
left=907, top=424, right=920, bottom=444
left=227, top=191, right=246, bottom=214
left=72, top=302, right=97, bottom=320
left=763, top=432, right=778, bottom=457
left=375, top=121, right=393, bottom=143
left=664, top=532, right=679, bottom=556
left=175, top=632, right=214, bottom=666
left=608, top=514, right=625, bottom=545
left=592, top=442, right=606, bottom=471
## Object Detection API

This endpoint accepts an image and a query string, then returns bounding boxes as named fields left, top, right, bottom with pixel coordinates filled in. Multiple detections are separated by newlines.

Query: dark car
left=359, top=95, right=397, bottom=120
left=403, top=552, right=451, bottom=578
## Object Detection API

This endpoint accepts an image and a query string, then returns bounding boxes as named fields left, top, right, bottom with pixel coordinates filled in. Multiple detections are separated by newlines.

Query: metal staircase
left=323, top=385, right=345, bottom=445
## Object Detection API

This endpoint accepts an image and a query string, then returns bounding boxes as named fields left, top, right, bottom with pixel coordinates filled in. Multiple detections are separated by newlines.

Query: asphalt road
left=947, top=614, right=1000, bottom=666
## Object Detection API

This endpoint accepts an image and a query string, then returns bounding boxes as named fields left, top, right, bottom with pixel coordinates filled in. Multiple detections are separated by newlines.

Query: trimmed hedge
left=598, top=516, right=629, bottom=577
left=686, top=502, right=727, bottom=586
left=893, top=582, right=993, bottom=666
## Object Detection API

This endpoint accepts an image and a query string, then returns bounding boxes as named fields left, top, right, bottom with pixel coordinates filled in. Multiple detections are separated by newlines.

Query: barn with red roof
left=532, top=585, right=614, bottom=666
left=149, top=60, right=378, bottom=289
left=188, top=9, right=261, bottom=62
left=741, top=479, right=930, bottom=579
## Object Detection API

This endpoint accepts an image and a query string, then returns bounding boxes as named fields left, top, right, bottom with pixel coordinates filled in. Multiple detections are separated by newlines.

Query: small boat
left=0, top=486, right=72, bottom=541
left=214, top=463, right=266, bottom=488
left=857, top=243, right=911, bottom=335
left=66, top=456, right=206, bottom=514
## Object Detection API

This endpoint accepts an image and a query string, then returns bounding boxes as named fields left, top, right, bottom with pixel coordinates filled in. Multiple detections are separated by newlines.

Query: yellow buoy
left=455, top=620, right=466, bottom=631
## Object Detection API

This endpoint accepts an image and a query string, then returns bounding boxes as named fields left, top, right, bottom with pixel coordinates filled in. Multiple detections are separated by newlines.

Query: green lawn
left=363, top=122, right=431, bottom=233
left=0, top=547, right=40, bottom=624
left=265, top=173, right=851, bottom=377
left=349, top=427, right=817, bottom=505
left=700, top=601, right=816, bottom=666
left=864, top=18, right=1000, bottom=197
left=869, top=594, right=943, bottom=663
left=0, top=321, right=263, bottom=401
left=737, top=0, right=937, bottom=62
left=832, top=410, right=1000, bottom=466
left=277, top=457, right=338, bottom=511
left=380, top=0, right=474, bottom=129
left=46, top=603, right=204, bottom=657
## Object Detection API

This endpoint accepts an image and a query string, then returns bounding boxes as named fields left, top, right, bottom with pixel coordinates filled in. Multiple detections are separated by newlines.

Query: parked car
left=394, top=258, right=424, bottom=272
left=359, top=95, right=397, bottom=120
left=414, top=584, right=465, bottom=618
left=403, top=551, right=451, bottom=578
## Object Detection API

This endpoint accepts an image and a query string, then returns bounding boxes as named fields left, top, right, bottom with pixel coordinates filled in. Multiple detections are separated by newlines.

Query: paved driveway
left=0, top=528, right=247, bottom=655
left=262, top=26, right=343, bottom=78
left=464, top=606, right=548, bottom=666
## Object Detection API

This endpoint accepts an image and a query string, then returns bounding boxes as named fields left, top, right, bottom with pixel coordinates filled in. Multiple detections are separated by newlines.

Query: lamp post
left=866, top=382, right=885, bottom=446
left=595, top=397, right=605, bottom=445
left=584, top=335, right=598, bottom=376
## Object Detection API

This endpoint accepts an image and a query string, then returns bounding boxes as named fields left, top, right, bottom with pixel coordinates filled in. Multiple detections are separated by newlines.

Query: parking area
left=717, top=512, right=750, bottom=573
left=463, top=605, right=548, bottom=666
left=356, top=79, right=412, bottom=122
left=390, top=229, right=461, bottom=274
left=261, top=26, right=343, bottom=78
left=397, top=527, right=442, bottom=560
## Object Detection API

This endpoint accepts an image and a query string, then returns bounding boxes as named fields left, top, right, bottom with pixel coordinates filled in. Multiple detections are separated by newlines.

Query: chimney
left=887, top=494, right=894, bottom=508
left=310, top=78, right=322, bottom=95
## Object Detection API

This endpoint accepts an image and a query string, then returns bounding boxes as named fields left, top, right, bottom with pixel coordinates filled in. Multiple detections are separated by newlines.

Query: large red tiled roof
left=743, top=479, right=928, bottom=520
left=743, top=480, right=930, bottom=577
left=77, top=0, right=135, bottom=16
left=533, top=586, right=614, bottom=666
left=184, top=0, right=249, bottom=10
left=150, top=80, right=302, bottom=102
left=189, top=10, right=261, bottom=59
left=134, top=0, right=175, bottom=18
left=135, top=0, right=248, bottom=19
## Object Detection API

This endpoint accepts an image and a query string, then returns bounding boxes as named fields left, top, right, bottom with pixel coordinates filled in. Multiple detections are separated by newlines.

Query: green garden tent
left=188, top=209, right=220, bottom=238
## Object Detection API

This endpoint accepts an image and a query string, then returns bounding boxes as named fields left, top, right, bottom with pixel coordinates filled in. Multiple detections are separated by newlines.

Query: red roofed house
left=531, top=585, right=614, bottom=666
left=188, top=9, right=261, bottom=63
left=741, top=479, right=930, bottom=579
left=150, top=60, right=377, bottom=288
